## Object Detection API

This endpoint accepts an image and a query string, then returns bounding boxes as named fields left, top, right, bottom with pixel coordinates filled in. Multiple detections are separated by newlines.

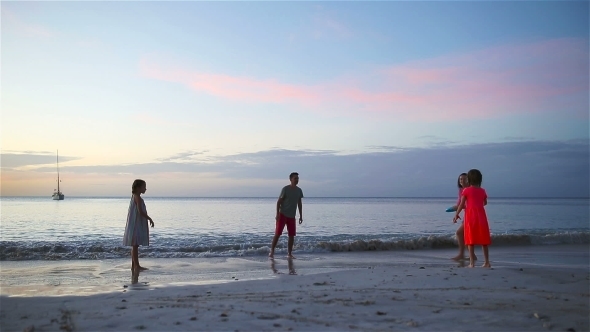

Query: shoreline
left=1, top=244, right=589, bottom=331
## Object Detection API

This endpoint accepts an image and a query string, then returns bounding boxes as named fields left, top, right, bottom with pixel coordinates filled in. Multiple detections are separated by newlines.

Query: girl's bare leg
left=481, top=245, right=491, bottom=268
left=451, top=224, right=465, bottom=261
left=134, top=245, right=149, bottom=270
left=453, top=224, right=477, bottom=261
left=468, top=245, right=476, bottom=268
left=131, top=245, right=138, bottom=270
left=131, top=245, right=148, bottom=270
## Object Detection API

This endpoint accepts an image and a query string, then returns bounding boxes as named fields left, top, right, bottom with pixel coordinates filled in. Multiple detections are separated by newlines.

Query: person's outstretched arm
left=453, top=196, right=466, bottom=223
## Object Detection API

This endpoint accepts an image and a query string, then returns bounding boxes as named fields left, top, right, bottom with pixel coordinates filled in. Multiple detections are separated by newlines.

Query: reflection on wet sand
left=127, top=269, right=152, bottom=291
left=270, top=260, right=279, bottom=274
left=270, top=258, right=297, bottom=275
left=132, top=269, right=139, bottom=284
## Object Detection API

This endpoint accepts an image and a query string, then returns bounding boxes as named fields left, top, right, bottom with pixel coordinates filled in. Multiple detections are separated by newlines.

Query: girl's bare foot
left=481, top=262, right=491, bottom=268
left=287, top=254, right=296, bottom=259
left=137, top=266, right=148, bottom=271
left=268, top=252, right=274, bottom=259
left=468, top=263, right=475, bottom=268
left=451, top=255, right=467, bottom=261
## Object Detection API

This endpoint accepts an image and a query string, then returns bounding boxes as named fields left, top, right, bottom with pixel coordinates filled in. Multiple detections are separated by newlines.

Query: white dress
left=122, top=196, right=149, bottom=246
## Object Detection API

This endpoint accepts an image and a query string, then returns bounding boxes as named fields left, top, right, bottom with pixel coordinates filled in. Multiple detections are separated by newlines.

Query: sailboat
left=52, top=150, right=65, bottom=200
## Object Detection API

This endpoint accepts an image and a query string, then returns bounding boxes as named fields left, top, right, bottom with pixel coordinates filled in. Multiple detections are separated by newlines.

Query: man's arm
left=276, top=197, right=283, bottom=220
left=276, top=187, right=286, bottom=220
left=297, top=198, right=303, bottom=224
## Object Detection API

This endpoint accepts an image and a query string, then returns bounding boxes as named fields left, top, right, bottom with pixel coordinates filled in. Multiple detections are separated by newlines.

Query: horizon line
left=1, top=196, right=589, bottom=199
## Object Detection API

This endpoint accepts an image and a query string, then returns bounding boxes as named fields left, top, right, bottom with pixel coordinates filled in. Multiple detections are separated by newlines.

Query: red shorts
left=275, top=213, right=296, bottom=237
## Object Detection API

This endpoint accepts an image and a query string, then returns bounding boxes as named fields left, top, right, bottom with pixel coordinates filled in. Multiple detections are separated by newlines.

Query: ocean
left=1, top=197, right=588, bottom=261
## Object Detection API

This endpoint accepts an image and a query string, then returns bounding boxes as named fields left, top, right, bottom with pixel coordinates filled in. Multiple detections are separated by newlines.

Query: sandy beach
left=1, top=244, right=588, bottom=331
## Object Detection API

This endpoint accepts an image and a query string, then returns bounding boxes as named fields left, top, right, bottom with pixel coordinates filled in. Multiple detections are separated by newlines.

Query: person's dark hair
left=457, top=173, right=467, bottom=189
left=289, top=172, right=299, bottom=180
left=132, top=179, right=146, bottom=194
left=467, top=169, right=482, bottom=186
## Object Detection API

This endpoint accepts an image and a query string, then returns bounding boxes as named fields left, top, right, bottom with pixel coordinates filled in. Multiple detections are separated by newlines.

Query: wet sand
left=1, top=245, right=588, bottom=331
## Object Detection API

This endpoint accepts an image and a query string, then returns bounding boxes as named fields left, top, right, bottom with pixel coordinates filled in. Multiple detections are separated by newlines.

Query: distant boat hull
left=52, top=193, right=64, bottom=200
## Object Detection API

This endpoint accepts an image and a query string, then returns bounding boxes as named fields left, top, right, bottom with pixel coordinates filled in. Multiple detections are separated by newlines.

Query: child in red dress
left=453, top=169, right=491, bottom=268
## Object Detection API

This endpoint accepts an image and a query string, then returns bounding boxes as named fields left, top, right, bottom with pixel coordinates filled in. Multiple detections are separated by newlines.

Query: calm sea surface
left=1, top=197, right=588, bottom=260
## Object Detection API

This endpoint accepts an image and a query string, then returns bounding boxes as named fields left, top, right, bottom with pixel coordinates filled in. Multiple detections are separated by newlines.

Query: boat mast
left=57, top=150, right=60, bottom=193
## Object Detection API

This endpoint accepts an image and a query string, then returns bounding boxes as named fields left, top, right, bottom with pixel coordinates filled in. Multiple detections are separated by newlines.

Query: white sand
left=1, top=245, right=588, bottom=331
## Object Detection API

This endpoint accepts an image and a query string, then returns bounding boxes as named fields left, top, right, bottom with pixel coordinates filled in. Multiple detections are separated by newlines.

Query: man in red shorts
left=269, top=172, right=303, bottom=259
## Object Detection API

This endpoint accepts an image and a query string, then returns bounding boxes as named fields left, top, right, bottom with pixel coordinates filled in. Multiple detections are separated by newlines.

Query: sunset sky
left=1, top=1, right=588, bottom=197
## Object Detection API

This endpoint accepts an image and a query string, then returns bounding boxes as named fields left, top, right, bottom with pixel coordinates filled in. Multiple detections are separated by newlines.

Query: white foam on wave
left=1, top=231, right=587, bottom=260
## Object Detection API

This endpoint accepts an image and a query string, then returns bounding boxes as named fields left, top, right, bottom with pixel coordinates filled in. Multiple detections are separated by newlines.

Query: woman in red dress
left=453, top=169, right=491, bottom=268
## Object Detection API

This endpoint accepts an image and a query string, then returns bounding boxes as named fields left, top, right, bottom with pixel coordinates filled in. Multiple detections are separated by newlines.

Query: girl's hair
left=467, top=169, right=483, bottom=186
left=457, top=173, right=467, bottom=189
left=132, top=179, right=146, bottom=194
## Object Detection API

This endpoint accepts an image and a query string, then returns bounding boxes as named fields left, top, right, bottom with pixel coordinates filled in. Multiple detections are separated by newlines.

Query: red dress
left=462, top=187, right=491, bottom=246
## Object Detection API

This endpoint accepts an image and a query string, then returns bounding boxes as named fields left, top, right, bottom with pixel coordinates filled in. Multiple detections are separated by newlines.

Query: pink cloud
left=139, top=61, right=324, bottom=106
left=2, top=9, right=55, bottom=38
left=139, top=38, right=588, bottom=121
left=378, top=38, right=588, bottom=119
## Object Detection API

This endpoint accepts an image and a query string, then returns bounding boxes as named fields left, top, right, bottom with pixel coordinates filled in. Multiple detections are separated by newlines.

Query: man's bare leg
left=269, top=233, right=280, bottom=258
left=287, top=236, right=295, bottom=259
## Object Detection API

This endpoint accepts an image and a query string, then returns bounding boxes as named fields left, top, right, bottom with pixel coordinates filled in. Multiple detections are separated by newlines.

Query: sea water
left=1, top=197, right=588, bottom=260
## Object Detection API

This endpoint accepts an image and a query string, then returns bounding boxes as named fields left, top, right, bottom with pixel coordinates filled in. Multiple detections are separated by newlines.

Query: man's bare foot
left=481, top=262, right=491, bottom=268
left=287, top=254, right=296, bottom=259
left=468, top=263, right=475, bottom=268
left=451, top=255, right=467, bottom=261
left=268, top=252, right=274, bottom=259
left=137, top=266, right=148, bottom=271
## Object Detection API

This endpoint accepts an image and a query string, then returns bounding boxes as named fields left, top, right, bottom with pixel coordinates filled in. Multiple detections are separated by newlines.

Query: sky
left=1, top=1, right=589, bottom=197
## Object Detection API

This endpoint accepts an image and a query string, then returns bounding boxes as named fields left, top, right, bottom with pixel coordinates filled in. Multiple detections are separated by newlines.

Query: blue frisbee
left=445, top=207, right=457, bottom=212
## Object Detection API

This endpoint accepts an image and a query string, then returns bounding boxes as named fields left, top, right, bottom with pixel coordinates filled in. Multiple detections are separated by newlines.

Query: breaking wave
left=1, top=231, right=588, bottom=261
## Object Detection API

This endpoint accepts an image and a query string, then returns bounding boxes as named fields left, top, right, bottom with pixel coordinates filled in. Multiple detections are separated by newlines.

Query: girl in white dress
left=123, top=179, right=154, bottom=271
